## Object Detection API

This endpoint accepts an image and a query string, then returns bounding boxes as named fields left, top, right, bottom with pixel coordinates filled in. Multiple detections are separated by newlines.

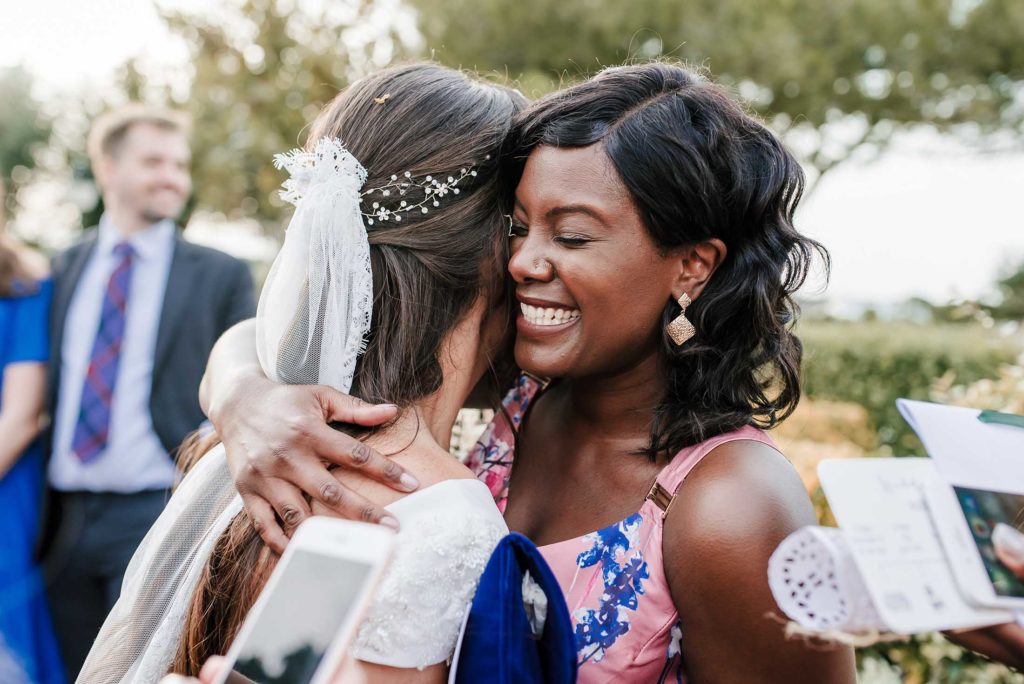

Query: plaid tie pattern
left=72, top=241, right=134, bottom=463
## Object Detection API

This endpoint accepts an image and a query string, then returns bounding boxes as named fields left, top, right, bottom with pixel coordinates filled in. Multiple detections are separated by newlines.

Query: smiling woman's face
left=508, top=143, right=686, bottom=380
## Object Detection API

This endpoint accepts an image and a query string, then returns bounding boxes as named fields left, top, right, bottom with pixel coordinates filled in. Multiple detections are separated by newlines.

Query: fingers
left=987, top=621, right=1024, bottom=667
left=316, top=386, right=399, bottom=427
left=199, top=656, right=227, bottom=683
left=292, top=463, right=400, bottom=530
left=199, top=656, right=250, bottom=684
left=993, top=523, right=1024, bottom=577
left=309, top=421, right=419, bottom=492
left=263, top=477, right=313, bottom=535
left=945, top=628, right=1023, bottom=669
left=240, top=491, right=290, bottom=555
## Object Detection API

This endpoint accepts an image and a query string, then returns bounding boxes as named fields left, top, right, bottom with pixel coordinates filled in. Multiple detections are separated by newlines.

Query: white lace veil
left=77, top=139, right=374, bottom=683
left=258, top=138, right=372, bottom=393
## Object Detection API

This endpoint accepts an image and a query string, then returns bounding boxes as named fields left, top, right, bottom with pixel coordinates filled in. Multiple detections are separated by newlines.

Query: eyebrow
left=514, top=199, right=608, bottom=225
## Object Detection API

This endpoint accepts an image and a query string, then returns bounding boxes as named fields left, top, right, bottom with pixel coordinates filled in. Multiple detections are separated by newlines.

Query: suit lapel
left=153, top=237, right=200, bottom=372
left=49, top=237, right=98, bottom=391
left=52, top=238, right=97, bottom=341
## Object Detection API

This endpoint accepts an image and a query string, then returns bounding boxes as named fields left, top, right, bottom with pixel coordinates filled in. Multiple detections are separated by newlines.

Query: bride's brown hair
left=171, top=63, right=524, bottom=675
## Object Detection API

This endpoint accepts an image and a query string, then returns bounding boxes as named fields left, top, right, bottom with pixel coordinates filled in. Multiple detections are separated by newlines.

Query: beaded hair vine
left=360, top=154, right=491, bottom=225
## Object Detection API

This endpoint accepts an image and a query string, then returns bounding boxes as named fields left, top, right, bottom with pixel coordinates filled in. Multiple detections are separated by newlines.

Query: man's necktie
left=72, top=241, right=134, bottom=463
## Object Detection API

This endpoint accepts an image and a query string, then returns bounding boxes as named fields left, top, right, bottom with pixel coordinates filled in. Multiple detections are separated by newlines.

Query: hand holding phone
left=927, top=482, right=1024, bottom=611
left=993, top=523, right=1024, bottom=578
left=214, top=517, right=395, bottom=684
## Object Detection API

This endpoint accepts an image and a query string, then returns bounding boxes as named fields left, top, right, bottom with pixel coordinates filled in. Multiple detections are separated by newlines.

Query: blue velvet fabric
left=455, top=532, right=577, bottom=684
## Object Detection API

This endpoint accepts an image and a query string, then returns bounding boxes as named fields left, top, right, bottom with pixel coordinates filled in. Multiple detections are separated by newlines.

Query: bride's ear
left=671, top=238, right=727, bottom=302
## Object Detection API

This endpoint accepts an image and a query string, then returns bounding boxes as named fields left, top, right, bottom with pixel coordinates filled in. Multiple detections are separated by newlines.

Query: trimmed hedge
left=797, top=321, right=1020, bottom=455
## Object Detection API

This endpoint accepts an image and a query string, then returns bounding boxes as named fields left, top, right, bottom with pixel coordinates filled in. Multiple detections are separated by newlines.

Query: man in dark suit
left=43, top=104, right=255, bottom=681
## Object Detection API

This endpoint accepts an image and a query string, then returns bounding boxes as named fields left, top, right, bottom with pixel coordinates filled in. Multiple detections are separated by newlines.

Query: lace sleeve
left=350, top=480, right=508, bottom=670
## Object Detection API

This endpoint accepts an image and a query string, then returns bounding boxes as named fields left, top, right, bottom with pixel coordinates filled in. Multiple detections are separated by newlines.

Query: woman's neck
left=558, top=352, right=666, bottom=440
left=366, top=395, right=462, bottom=459
left=363, top=332, right=482, bottom=458
left=362, top=296, right=494, bottom=460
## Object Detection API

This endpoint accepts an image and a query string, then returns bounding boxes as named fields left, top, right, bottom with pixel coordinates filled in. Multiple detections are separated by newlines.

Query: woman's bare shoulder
left=661, top=440, right=856, bottom=681
left=666, top=438, right=814, bottom=564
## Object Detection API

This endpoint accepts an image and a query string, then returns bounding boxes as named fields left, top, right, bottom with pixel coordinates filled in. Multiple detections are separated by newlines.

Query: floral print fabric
left=464, top=373, right=539, bottom=514
left=573, top=512, right=651, bottom=664
left=466, top=376, right=775, bottom=683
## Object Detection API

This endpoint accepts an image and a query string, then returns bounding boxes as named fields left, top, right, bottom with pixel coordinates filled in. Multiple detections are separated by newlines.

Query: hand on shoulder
left=663, top=438, right=856, bottom=683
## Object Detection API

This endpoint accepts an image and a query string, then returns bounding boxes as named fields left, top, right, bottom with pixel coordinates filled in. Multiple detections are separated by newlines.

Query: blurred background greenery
left=3, top=0, right=1024, bottom=680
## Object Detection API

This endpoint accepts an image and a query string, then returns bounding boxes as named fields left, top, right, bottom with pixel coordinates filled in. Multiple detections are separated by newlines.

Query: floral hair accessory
left=360, top=154, right=491, bottom=225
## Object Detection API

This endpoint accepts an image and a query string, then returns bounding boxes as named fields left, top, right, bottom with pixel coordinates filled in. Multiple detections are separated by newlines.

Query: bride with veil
left=78, top=63, right=526, bottom=683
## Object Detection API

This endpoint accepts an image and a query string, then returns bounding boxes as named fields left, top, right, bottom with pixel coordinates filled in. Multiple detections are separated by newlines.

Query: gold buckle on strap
left=646, top=481, right=674, bottom=519
left=521, top=371, right=552, bottom=391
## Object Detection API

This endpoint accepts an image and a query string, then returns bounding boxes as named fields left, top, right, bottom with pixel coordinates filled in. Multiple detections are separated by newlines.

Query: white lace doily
left=768, top=525, right=886, bottom=633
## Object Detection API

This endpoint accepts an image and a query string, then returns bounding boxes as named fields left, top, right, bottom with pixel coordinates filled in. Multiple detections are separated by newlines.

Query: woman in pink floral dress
left=202, top=62, right=857, bottom=682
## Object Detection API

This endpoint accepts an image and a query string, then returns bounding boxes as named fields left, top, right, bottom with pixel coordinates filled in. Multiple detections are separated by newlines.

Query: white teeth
left=520, top=303, right=580, bottom=326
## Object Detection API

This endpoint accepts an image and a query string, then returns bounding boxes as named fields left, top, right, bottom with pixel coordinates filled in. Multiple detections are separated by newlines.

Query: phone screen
left=230, top=549, right=373, bottom=684
left=953, top=486, right=1024, bottom=598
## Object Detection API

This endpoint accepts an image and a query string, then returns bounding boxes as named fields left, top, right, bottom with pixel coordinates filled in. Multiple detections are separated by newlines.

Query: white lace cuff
left=351, top=479, right=507, bottom=669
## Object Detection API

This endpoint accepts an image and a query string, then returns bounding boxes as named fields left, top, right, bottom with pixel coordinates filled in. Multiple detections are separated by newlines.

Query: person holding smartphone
left=946, top=523, right=1024, bottom=669
left=995, top=524, right=1024, bottom=578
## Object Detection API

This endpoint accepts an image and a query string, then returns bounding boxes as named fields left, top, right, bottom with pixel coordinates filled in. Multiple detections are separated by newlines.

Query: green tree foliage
left=989, top=260, right=1024, bottom=321
left=156, top=0, right=416, bottom=231
left=408, top=0, right=1024, bottom=185
left=0, top=65, right=51, bottom=216
left=132, top=0, right=1023, bottom=224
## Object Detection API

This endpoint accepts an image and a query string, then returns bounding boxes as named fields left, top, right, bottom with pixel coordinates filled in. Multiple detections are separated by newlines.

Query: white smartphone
left=925, top=478, right=1024, bottom=611
left=214, top=516, right=395, bottom=684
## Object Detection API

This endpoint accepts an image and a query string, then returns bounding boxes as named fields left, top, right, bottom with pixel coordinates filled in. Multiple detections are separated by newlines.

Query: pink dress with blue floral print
left=465, top=375, right=778, bottom=683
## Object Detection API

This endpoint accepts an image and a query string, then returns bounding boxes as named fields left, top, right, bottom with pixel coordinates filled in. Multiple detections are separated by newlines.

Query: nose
left=160, top=162, right=191, bottom=192
left=508, top=230, right=555, bottom=284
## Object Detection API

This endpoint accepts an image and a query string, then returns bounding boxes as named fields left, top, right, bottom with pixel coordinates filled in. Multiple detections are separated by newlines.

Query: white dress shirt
left=49, top=217, right=180, bottom=492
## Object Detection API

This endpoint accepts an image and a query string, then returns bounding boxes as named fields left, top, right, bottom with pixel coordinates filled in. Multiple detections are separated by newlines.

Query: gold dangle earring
left=666, top=293, right=695, bottom=346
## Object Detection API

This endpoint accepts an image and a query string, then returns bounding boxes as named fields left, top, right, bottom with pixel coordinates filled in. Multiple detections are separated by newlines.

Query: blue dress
left=0, top=279, right=65, bottom=684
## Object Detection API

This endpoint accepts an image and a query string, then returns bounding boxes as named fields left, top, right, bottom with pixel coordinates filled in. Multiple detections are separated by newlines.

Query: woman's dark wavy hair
left=509, top=61, right=828, bottom=461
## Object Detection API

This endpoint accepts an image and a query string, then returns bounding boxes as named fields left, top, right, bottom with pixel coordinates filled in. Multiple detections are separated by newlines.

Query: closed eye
left=554, top=234, right=591, bottom=247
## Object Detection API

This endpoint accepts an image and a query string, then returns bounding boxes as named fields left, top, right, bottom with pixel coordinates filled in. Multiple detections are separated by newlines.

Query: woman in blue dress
left=0, top=226, right=65, bottom=684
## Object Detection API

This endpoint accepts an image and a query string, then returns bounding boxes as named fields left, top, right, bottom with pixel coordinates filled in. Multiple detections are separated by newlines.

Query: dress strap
left=644, top=425, right=776, bottom=519
left=522, top=371, right=552, bottom=392
left=645, top=480, right=676, bottom=520
left=471, top=371, right=547, bottom=440
left=507, top=373, right=550, bottom=424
